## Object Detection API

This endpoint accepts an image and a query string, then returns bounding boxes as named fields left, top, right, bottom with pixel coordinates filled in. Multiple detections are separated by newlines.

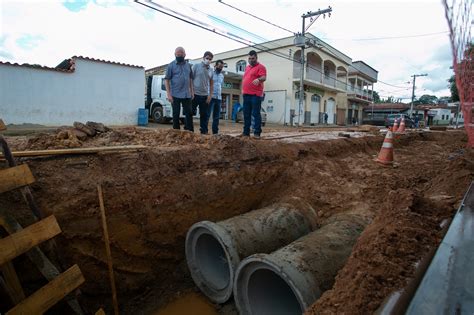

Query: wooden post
left=97, top=185, right=119, bottom=315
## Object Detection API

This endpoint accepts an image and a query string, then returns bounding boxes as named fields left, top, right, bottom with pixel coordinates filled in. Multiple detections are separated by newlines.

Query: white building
left=0, top=56, right=144, bottom=126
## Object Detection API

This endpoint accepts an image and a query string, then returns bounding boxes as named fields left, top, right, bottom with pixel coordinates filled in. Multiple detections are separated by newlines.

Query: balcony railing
left=348, top=86, right=373, bottom=101
left=306, top=68, right=322, bottom=83
left=293, top=67, right=348, bottom=92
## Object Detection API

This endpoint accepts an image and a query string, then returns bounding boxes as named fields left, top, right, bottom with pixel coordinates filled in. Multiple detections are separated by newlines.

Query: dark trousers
left=172, top=97, right=193, bottom=131
left=194, top=94, right=209, bottom=134
left=207, top=98, right=221, bottom=134
left=243, top=94, right=262, bottom=136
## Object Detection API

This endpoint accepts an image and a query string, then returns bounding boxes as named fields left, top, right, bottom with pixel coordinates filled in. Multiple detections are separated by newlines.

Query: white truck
left=145, top=74, right=186, bottom=123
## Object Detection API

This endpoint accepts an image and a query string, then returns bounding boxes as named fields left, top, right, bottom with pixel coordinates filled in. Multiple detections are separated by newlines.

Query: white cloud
left=0, top=0, right=455, bottom=100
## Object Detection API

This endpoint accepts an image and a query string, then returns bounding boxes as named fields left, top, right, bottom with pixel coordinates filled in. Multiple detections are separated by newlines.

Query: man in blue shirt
left=205, top=60, right=225, bottom=134
left=165, top=47, right=194, bottom=131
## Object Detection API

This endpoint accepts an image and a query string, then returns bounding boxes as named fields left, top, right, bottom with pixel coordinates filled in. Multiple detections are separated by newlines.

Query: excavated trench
left=0, top=128, right=472, bottom=315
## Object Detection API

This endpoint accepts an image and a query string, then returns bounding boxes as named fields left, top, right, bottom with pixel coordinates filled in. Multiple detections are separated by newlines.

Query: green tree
left=414, top=94, right=438, bottom=105
left=448, top=75, right=459, bottom=102
left=372, top=91, right=381, bottom=103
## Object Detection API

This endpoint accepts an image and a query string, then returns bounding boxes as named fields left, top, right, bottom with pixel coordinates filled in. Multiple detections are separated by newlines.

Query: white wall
left=0, top=58, right=144, bottom=126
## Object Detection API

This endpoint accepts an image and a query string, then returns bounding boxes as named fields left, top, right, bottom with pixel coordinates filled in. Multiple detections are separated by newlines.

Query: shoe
left=237, top=133, right=250, bottom=138
left=253, top=134, right=261, bottom=139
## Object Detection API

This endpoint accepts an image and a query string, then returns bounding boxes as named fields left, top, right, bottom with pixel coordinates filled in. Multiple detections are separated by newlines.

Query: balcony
left=293, top=68, right=347, bottom=93
left=347, top=86, right=373, bottom=103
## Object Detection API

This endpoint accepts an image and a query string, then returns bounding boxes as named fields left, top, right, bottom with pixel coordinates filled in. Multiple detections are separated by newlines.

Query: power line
left=134, top=1, right=297, bottom=64
left=135, top=1, right=374, bottom=94
left=176, top=0, right=269, bottom=43
left=377, top=79, right=411, bottom=88
left=218, top=0, right=295, bottom=35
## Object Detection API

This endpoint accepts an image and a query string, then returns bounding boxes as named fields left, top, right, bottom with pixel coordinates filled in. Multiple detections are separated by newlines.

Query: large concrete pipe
left=234, top=214, right=367, bottom=315
left=185, top=201, right=317, bottom=303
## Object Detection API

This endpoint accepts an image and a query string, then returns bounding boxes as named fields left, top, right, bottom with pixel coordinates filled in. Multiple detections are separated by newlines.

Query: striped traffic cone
left=375, top=131, right=394, bottom=165
left=397, top=117, right=406, bottom=133
left=392, top=118, right=399, bottom=132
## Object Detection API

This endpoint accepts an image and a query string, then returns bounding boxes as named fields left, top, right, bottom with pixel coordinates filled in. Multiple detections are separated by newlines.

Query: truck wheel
left=152, top=106, right=165, bottom=123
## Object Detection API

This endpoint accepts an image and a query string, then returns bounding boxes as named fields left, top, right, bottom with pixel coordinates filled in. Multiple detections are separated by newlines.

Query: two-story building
left=147, top=34, right=378, bottom=126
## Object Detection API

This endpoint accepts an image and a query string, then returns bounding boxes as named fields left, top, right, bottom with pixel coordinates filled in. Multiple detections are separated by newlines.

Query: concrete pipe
left=234, top=214, right=367, bottom=315
left=185, top=201, right=317, bottom=303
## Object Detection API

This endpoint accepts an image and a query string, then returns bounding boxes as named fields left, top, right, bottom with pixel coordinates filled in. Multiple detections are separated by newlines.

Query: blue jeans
left=207, top=98, right=221, bottom=134
left=243, top=94, right=262, bottom=136
left=194, top=94, right=209, bottom=134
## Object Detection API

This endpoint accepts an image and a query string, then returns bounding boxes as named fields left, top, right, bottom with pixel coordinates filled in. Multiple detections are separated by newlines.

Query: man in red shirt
left=241, top=50, right=267, bottom=138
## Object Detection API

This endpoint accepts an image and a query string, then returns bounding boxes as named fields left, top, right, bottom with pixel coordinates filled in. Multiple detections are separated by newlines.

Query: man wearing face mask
left=241, top=50, right=266, bottom=139
left=165, top=47, right=194, bottom=131
left=205, top=60, right=225, bottom=134
left=192, top=51, right=214, bottom=134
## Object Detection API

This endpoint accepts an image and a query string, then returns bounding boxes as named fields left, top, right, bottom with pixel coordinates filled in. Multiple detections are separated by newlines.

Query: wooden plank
left=1, top=262, right=26, bottom=304
left=0, top=209, right=84, bottom=315
left=0, top=119, right=6, bottom=131
left=6, top=264, right=85, bottom=315
left=0, top=164, right=35, bottom=194
left=0, top=215, right=61, bottom=265
left=98, top=185, right=119, bottom=315
left=0, top=145, right=147, bottom=158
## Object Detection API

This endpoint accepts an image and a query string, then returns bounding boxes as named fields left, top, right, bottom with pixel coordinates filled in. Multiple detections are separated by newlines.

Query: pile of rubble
left=55, top=121, right=110, bottom=148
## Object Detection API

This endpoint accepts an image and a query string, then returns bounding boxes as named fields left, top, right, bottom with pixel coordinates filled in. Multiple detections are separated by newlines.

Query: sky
left=0, top=0, right=457, bottom=101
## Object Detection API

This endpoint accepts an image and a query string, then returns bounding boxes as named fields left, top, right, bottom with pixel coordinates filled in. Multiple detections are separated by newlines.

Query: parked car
left=384, top=114, right=415, bottom=128
left=235, top=107, right=267, bottom=126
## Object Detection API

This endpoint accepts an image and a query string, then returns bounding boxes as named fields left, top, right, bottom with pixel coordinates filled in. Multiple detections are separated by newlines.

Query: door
left=221, top=94, right=229, bottom=120
left=311, top=95, right=321, bottom=125
left=327, top=98, right=335, bottom=124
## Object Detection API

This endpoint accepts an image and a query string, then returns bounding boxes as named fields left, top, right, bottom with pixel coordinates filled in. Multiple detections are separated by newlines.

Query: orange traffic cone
left=397, top=117, right=406, bottom=133
left=375, top=131, right=394, bottom=165
left=392, top=118, right=399, bottom=132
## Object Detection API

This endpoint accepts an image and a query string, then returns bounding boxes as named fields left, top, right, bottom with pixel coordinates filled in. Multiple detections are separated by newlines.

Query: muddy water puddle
left=153, top=292, right=218, bottom=315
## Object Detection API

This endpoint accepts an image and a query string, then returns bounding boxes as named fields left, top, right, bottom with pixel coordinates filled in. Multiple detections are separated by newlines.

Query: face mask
left=176, top=56, right=185, bottom=63
left=203, top=59, right=211, bottom=65
left=215, top=68, right=222, bottom=73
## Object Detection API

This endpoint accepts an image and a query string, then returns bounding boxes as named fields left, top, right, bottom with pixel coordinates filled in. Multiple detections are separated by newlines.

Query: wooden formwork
left=0, top=129, right=86, bottom=314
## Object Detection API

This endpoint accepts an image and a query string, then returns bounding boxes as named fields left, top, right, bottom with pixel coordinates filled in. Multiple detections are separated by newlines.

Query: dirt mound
left=305, top=189, right=459, bottom=314
left=20, top=128, right=213, bottom=150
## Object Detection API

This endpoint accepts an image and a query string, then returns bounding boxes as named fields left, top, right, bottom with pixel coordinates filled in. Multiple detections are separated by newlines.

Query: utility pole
left=410, top=73, right=427, bottom=117
left=295, top=7, right=332, bottom=126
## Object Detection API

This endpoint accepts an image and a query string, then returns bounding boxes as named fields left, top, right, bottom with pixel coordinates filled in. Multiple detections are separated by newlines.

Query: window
left=311, top=95, right=321, bottom=102
left=236, top=60, right=246, bottom=72
left=161, top=78, right=166, bottom=91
